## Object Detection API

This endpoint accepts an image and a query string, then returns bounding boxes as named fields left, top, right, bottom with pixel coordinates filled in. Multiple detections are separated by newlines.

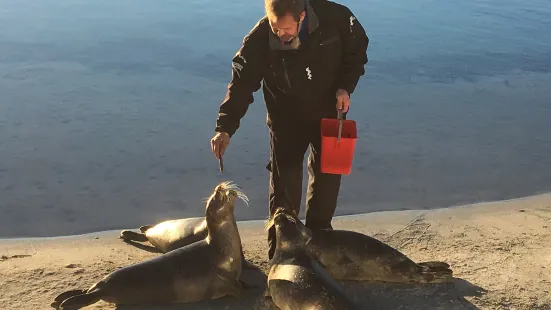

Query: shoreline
left=2, top=191, right=550, bottom=241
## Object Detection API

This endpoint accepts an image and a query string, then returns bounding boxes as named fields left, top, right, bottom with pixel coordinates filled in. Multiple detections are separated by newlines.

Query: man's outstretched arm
left=215, top=27, right=266, bottom=138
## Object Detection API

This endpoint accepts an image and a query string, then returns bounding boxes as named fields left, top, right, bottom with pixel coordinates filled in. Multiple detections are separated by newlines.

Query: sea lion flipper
left=58, top=290, right=102, bottom=309
left=119, top=230, right=148, bottom=242
left=239, top=279, right=257, bottom=290
left=52, top=289, right=86, bottom=303
left=418, top=261, right=451, bottom=270
left=242, top=258, right=256, bottom=270
left=50, top=289, right=86, bottom=308
left=139, top=225, right=153, bottom=233
left=418, top=261, right=454, bottom=283
left=230, top=279, right=245, bottom=297
left=214, top=273, right=244, bottom=298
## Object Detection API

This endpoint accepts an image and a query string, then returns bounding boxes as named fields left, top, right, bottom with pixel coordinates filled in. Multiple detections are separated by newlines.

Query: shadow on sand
left=113, top=267, right=486, bottom=310
left=341, top=277, right=486, bottom=310
left=121, top=240, right=162, bottom=254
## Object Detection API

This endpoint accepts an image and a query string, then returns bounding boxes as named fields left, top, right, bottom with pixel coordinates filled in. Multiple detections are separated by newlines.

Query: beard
left=280, top=34, right=297, bottom=43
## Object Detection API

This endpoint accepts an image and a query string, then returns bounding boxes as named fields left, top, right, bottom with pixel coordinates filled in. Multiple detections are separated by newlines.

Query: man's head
left=265, top=0, right=306, bottom=42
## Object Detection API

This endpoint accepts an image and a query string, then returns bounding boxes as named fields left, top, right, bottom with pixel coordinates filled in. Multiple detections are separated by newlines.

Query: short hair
left=265, top=0, right=305, bottom=22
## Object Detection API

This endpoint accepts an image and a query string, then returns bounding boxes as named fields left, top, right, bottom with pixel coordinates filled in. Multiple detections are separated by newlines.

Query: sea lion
left=264, top=207, right=360, bottom=310
left=120, top=217, right=207, bottom=253
left=119, top=192, right=251, bottom=266
left=52, top=181, right=247, bottom=309
left=297, top=219, right=454, bottom=283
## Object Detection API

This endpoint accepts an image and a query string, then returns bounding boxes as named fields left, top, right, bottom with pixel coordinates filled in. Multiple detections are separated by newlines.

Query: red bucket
left=320, top=112, right=358, bottom=175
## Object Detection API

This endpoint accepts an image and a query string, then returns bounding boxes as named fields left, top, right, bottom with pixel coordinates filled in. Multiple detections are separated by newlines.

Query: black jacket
left=215, top=0, right=369, bottom=137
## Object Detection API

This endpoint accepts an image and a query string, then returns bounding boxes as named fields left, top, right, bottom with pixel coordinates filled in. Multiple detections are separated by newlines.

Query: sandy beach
left=1, top=192, right=550, bottom=310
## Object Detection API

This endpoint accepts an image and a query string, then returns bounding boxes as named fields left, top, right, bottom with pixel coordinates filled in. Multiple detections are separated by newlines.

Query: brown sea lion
left=264, top=207, right=360, bottom=310
left=291, top=213, right=454, bottom=283
left=52, top=181, right=247, bottom=309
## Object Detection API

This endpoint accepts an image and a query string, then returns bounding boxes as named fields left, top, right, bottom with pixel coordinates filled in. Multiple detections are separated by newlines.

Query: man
left=210, top=0, right=369, bottom=259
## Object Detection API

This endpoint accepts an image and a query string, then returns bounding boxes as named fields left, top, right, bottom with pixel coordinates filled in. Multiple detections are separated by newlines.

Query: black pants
left=266, top=117, right=342, bottom=260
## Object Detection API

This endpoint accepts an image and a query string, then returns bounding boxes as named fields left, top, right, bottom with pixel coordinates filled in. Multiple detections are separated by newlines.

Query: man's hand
left=336, top=89, right=350, bottom=112
left=211, top=132, right=230, bottom=160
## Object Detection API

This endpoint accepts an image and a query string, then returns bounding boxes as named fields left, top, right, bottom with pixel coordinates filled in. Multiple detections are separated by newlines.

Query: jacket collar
left=268, top=0, right=319, bottom=51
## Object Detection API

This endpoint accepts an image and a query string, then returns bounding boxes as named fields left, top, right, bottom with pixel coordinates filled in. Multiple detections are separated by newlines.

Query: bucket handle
left=337, top=108, right=344, bottom=120
left=337, top=108, right=344, bottom=142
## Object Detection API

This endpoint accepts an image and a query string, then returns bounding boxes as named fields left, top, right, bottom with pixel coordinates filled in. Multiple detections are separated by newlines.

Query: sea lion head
left=205, top=181, right=248, bottom=222
left=265, top=207, right=312, bottom=248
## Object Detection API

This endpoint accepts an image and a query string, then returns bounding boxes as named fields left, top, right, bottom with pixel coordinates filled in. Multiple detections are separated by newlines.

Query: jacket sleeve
left=215, top=29, right=266, bottom=137
left=335, top=6, right=369, bottom=95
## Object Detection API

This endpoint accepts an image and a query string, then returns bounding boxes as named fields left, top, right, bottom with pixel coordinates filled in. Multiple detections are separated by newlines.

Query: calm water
left=1, top=0, right=550, bottom=237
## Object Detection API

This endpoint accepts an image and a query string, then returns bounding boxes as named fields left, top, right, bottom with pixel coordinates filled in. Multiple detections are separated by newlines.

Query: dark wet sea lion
left=302, top=222, right=453, bottom=283
left=52, top=181, right=247, bottom=309
left=265, top=207, right=360, bottom=310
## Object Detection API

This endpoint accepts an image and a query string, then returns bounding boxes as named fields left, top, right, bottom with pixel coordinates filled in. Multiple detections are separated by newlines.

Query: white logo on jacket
left=349, top=16, right=357, bottom=33
left=305, top=67, right=312, bottom=80
left=350, top=16, right=357, bottom=26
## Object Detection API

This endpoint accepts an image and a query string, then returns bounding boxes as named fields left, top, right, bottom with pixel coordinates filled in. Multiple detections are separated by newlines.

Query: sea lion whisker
left=236, top=192, right=250, bottom=206
left=218, top=181, right=249, bottom=207
left=219, top=180, right=240, bottom=191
